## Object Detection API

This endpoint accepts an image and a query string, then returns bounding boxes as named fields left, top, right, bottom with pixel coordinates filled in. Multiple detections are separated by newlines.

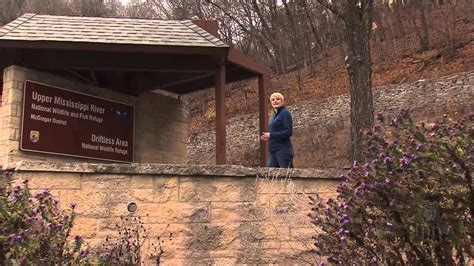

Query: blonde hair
left=270, top=92, right=284, bottom=101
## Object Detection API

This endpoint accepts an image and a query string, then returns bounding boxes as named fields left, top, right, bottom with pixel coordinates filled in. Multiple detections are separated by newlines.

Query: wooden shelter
left=0, top=14, right=269, bottom=165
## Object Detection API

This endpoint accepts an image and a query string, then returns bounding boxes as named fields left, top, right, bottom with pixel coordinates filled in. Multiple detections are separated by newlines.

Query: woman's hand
left=260, top=132, right=270, bottom=141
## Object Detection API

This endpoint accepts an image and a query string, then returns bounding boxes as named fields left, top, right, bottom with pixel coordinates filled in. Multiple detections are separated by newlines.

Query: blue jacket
left=268, top=106, right=293, bottom=152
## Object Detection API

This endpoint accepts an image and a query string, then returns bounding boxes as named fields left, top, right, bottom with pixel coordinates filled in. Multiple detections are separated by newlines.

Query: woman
left=260, top=92, right=294, bottom=168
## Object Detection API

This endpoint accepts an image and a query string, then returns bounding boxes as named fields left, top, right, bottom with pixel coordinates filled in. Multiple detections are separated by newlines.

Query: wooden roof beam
left=20, top=50, right=216, bottom=73
left=0, top=40, right=229, bottom=56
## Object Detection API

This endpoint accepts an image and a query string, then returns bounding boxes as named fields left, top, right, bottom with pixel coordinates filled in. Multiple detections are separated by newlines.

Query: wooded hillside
left=1, top=0, right=472, bottom=133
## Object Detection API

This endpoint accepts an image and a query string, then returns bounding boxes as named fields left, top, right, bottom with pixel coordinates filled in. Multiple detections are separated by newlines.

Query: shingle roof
left=0, top=13, right=228, bottom=48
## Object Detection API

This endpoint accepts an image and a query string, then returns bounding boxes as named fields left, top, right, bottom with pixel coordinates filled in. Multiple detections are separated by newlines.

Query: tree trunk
left=419, top=0, right=431, bottom=51
left=439, top=0, right=457, bottom=57
left=392, top=0, right=406, bottom=37
left=282, top=0, right=304, bottom=81
left=344, top=0, right=375, bottom=162
left=385, top=7, right=400, bottom=62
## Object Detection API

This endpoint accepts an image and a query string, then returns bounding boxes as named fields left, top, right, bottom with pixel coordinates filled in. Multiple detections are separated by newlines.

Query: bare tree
left=377, top=2, right=402, bottom=63
left=125, top=0, right=160, bottom=19
left=0, top=0, right=27, bottom=25
left=204, top=0, right=286, bottom=73
left=436, top=0, right=458, bottom=57
left=408, top=0, right=431, bottom=52
left=316, top=0, right=375, bottom=162
left=69, top=0, right=125, bottom=17
left=23, top=0, right=71, bottom=15
left=0, top=0, right=126, bottom=23
left=282, top=0, right=305, bottom=89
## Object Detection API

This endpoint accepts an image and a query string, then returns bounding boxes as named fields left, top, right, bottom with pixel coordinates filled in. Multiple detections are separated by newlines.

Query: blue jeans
left=267, top=148, right=294, bottom=168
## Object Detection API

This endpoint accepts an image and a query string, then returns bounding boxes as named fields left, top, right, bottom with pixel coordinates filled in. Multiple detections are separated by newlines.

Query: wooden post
left=258, top=73, right=269, bottom=166
left=215, top=63, right=226, bottom=165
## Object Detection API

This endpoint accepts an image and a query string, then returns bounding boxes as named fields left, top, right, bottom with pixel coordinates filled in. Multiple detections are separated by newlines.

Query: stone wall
left=188, top=71, right=474, bottom=168
left=7, top=161, right=342, bottom=264
left=0, top=65, right=188, bottom=168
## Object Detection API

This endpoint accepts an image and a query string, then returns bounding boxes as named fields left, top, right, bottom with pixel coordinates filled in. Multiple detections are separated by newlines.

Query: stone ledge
left=4, top=161, right=344, bottom=180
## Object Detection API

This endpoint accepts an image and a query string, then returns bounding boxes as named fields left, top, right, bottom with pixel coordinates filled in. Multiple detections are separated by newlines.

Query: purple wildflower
left=416, top=144, right=424, bottom=152
left=352, top=161, right=360, bottom=169
left=355, top=187, right=365, bottom=196
left=390, top=116, right=400, bottom=127
left=9, top=195, right=18, bottom=203
left=400, top=154, right=413, bottom=167
left=70, top=202, right=77, bottom=209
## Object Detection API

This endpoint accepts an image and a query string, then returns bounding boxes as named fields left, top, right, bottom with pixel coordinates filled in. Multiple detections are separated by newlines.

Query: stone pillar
left=0, top=66, right=25, bottom=168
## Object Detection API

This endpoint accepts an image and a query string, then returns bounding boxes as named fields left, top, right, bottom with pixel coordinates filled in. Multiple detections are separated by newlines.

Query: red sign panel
left=21, top=81, right=134, bottom=163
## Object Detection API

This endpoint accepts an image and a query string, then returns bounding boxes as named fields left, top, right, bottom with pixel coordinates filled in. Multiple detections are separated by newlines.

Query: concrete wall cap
left=5, top=161, right=344, bottom=179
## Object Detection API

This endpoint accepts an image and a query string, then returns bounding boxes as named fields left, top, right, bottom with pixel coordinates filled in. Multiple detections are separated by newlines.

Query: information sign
left=21, top=81, right=134, bottom=163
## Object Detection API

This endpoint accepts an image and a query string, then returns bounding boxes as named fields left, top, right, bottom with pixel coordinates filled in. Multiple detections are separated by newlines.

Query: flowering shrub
left=95, top=215, right=167, bottom=265
left=0, top=171, right=88, bottom=264
left=310, top=111, right=473, bottom=265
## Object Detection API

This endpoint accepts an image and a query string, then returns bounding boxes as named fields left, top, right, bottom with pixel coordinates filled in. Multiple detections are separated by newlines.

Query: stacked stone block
left=9, top=162, right=341, bottom=264
left=0, top=67, right=24, bottom=167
